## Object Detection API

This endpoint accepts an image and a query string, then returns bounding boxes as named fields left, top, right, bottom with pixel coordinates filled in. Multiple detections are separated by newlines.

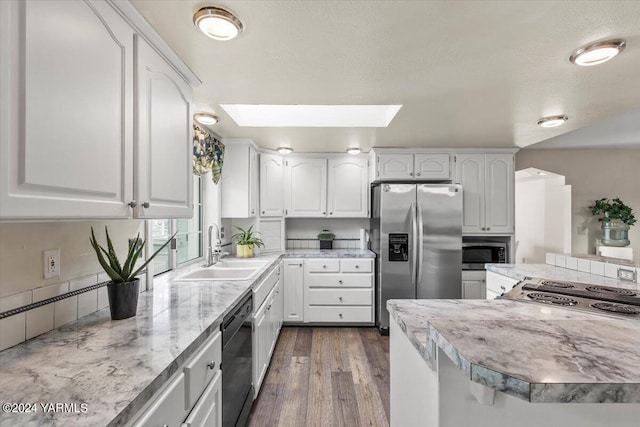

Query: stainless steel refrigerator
left=371, top=183, right=462, bottom=333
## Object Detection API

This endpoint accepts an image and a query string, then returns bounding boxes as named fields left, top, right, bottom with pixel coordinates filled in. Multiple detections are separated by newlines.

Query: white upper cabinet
left=221, top=140, right=258, bottom=218
left=0, top=0, right=134, bottom=219
left=374, top=151, right=451, bottom=181
left=414, top=153, right=450, bottom=180
left=0, top=1, right=198, bottom=220
left=259, top=154, right=284, bottom=217
left=376, top=153, right=414, bottom=180
left=455, top=153, right=514, bottom=234
left=327, top=157, right=369, bottom=217
left=134, top=36, right=193, bottom=219
left=284, top=158, right=327, bottom=217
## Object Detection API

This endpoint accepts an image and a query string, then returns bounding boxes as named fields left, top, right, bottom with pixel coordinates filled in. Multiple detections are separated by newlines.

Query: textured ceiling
left=131, top=0, right=640, bottom=152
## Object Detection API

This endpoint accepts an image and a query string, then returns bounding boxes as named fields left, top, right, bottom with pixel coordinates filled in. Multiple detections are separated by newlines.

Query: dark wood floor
left=247, top=327, right=390, bottom=427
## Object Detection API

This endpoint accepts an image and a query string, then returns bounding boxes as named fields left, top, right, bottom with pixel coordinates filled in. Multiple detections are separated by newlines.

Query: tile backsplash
left=546, top=252, right=640, bottom=283
left=0, top=220, right=144, bottom=351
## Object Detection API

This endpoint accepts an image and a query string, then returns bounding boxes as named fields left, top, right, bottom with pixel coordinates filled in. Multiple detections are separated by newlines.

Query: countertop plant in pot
left=589, top=198, right=636, bottom=247
left=233, top=225, right=264, bottom=258
left=90, top=227, right=174, bottom=320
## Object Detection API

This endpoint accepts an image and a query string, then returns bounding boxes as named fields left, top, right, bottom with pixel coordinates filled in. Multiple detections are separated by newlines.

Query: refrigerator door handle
left=410, top=201, right=417, bottom=289
left=416, top=202, right=424, bottom=287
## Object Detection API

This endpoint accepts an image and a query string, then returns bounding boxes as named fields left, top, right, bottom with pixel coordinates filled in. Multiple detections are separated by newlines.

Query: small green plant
left=90, top=227, right=175, bottom=283
left=590, top=198, right=636, bottom=226
left=232, top=225, right=264, bottom=247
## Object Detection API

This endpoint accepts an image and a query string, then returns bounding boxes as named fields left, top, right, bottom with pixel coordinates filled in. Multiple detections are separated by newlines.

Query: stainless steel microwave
left=462, top=242, right=508, bottom=270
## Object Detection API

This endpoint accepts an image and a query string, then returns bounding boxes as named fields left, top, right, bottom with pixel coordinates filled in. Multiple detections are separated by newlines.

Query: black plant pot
left=107, top=279, right=140, bottom=320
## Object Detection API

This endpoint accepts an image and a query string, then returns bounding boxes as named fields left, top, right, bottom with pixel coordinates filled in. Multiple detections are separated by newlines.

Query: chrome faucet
left=206, top=224, right=225, bottom=267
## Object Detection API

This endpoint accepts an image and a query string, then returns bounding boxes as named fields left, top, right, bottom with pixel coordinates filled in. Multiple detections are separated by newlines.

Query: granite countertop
left=388, top=299, right=640, bottom=404
left=486, top=263, right=639, bottom=290
left=283, top=248, right=376, bottom=258
left=0, top=249, right=374, bottom=426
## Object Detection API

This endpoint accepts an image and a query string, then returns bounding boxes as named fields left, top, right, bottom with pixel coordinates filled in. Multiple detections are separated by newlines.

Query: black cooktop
left=522, top=280, right=640, bottom=307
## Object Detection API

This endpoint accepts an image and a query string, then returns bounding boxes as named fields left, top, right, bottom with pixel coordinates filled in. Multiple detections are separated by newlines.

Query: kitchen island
left=388, top=298, right=640, bottom=427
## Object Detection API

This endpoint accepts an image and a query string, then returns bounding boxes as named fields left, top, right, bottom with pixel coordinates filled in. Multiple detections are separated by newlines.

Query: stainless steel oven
left=462, top=242, right=507, bottom=270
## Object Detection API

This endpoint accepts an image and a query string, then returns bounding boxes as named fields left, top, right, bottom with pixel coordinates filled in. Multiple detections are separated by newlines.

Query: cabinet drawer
left=133, top=373, right=186, bottom=427
left=183, top=370, right=221, bottom=427
left=305, top=306, right=372, bottom=323
left=304, top=259, right=340, bottom=273
left=307, top=289, right=372, bottom=306
left=184, top=330, right=222, bottom=409
left=341, top=259, right=372, bottom=273
left=306, top=273, right=372, bottom=288
left=253, top=265, right=279, bottom=309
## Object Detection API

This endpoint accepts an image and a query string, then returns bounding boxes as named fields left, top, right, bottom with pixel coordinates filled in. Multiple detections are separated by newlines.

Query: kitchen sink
left=176, top=267, right=259, bottom=281
left=213, top=259, right=269, bottom=269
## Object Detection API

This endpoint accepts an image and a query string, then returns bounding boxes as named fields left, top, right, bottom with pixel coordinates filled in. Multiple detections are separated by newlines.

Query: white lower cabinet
left=252, top=264, right=283, bottom=397
left=283, top=260, right=305, bottom=322
left=302, top=258, right=374, bottom=324
left=461, top=270, right=486, bottom=300
left=131, top=331, right=222, bottom=427
left=485, top=270, right=520, bottom=299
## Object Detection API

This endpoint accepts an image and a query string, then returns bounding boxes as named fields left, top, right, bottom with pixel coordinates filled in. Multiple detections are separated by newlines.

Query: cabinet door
left=327, top=157, right=369, bottom=217
left=283, top=261, right=304, bottom=322
left=183, top=370, right=222, bottom=427
left=135, top=36, right=193, bottom=219
left=259, top=154, right=284, bottom=216
left=414, top=154, right=450, bottom=180
left=461, top=280, right=486, bottom=299
left=455, top=154, right=485, bottom=233
left=249, top=146, right=259, bottom=217
left=376, top=154, right=414, bottom=180
left=484, top=154, right=514, bottom=233
left=253, top=301, right=269, bottom=393
left=285, top=158, right=327, bottom=217
left=0, top=0, right=134, bottom=219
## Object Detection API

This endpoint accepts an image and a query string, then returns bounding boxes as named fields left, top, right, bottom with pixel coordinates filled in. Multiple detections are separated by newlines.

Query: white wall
left=516, top=148, right=640, bottom=260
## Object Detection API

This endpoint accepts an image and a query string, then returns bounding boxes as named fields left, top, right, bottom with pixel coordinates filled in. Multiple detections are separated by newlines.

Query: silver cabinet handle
left=500, top=285, right=506, bottom=291
left=416, top=172, right=421, bottom=176
left=323, top=265, right=326, bottom=269
left=207, top=361, right=216, bottom=370
left=481, top=227, right=486, bottom=231
left=141, top=202, right=150, bottom=208
left=409, top=172, right=414, bottom=176
left=338, top=280, right=343, bottom=284
left=339, top=297, right=343, bottom=302
left=267, top=304, right=272, bottom=310
left=355, top=265, right=360, bottom=269
left=330, top=212, right=333, bottom=215
left=323, top=212, right=326, bottom=215
left=487, top=227, right=491, bottom=231
left=339, top=313, right=343, bottom=318
left=262, top=211, right=265, bottom=214
left=128, top=201, right=137, bottom=208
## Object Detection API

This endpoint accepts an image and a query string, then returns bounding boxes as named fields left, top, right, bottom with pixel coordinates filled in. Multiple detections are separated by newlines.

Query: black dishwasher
left=222, top=293, right=253, bottom=427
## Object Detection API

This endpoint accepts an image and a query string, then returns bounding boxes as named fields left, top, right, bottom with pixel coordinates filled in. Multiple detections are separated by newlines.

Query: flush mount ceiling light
left=570, top=39, right=626, bottom=66
left=277, top=147, right=293, bottom=154
left=537, top=115, right=568, bottom=128
left=346, top=147, right=362, bottom=155
left=219, top=105, right=402, bottom=127
left=193, top=6, right=243, bottom=41
left=194, top=113, right=220, bottom=125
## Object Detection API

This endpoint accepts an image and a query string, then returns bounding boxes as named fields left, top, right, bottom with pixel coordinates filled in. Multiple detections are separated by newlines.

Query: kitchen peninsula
left=388, top=298, right=640, bottom=427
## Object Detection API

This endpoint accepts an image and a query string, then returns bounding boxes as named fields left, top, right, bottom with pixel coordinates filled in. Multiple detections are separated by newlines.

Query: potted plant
left=232, top=225, right=264, bottom=258
left=90, top=227, right=175, bottom=320
left=589, top=198, right=636, bottom=247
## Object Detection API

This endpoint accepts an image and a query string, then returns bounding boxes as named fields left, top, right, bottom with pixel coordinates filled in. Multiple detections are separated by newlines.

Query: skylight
left=219, top=104, right=402, bottom=127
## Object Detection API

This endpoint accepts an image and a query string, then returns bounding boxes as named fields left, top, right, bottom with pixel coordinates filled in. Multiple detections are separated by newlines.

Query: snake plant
left=90, top=227, right=175, bottom=283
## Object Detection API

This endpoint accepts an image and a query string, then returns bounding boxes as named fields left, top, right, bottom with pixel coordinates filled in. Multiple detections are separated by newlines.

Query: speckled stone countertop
left=486, top=263, right=639, bottom=290
left=388, top=299, right=640, bottom=403
left=0, top=249, right=374, bottom=426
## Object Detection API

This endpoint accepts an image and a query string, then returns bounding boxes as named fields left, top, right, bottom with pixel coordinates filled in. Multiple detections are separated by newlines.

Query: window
left=151, top=175, right=203, bottom=275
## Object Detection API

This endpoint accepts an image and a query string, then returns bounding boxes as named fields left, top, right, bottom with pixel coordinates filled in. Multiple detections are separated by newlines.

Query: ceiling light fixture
left=570, top=39, right=626, bottom=66
left=193, top=6, right=243, bottom=41
left=346, top=147, right=362, bottom=155
left=537, top=115, right=568, bottom=128
left=277, top=147, right=293, bottom=154
left=194, top=113, right=220, bottom=125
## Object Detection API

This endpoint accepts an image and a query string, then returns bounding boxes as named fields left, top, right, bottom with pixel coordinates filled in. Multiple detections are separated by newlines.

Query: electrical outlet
left=43, top=249, right=60, bottom=279
left=220, top=226, right=225, bottom=239
left=618, top=268, right=636, bottom=282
